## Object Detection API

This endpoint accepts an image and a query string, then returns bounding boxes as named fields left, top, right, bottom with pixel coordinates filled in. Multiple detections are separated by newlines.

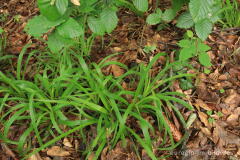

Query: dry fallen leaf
left=195, top=99, right=212, bottom=111
left=71, top=0, right=80, bottom=6
left=111, top=64, right=124, bottom=77
left=1, top=143, right=18, bottom=160
left=46, top=146, right=70, bottom=157
left=198, top=111, right=210, bottom=127
left=63, top=138, right=73, bottom=148
left=27, top=153, right=42, bottom=160
left=224, top=90, right=240, bottom=108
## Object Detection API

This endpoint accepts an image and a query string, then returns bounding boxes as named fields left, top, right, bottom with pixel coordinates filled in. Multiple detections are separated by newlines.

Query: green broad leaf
left=198, top=52, right=212, bottom=67
left=172, top=0, right=186, bottom=12
left=87, top=16, right=105, bottom=36
left=47, top=31, right=73, bottom=53
left=177, top=39, right=192, bottom=48
left=79, top=0, right=98, bottom=13
left=56, top=0, right=68, bottom=15
left=38, top=0, right=62, bottom=21
left=198, top=43, right=211, bottom=52
left=100, top=8, right=118, bottom=33
left=57, top=18, right=83, bottom=38
left=176, top=12, right=194, bottom=29
left=195, top=19, right=212, bottom=41
left=209, top=4, right=222, bottom=23
left=162, top=9, right=176, bottom=22
left=133, top=0, right=148, bottom=12
left=189, top=0, right=215, bottom=22
left=186, top=30, right=194, bottom=38
left=25, top=15, right=65, bottom=37
left=179, top=47, right=195, bottom=61
left=146, top=10, right=162, bottom=25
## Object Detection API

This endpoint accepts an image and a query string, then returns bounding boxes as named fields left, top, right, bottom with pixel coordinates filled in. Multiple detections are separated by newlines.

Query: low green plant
left=25, top=0, right=149, bottom=55
left=143, top=44, right=156, bottom=54
left=219, top=0, right=240, bottom=28
left=177, top=30, right=212, bottom=67
left=0, top=48, right=194, bottom=159
left=147, top=0, right=222, bottom=41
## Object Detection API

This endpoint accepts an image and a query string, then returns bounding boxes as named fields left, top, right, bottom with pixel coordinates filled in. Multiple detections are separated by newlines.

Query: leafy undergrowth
left=1, top=0, right=240, bottom=160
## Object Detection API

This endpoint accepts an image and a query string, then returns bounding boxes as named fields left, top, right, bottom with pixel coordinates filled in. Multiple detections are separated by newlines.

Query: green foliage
left=25, top=0, right=147, bottom=54
left=146, top=8, right=162, bottom=25
left=177, top=0, right=222, bottom=40
left=143, top=45, right=156, bottom=54
left=132, top=0, right=148, bottom=12
left=146, top=0, right=222, bottom=41
left=220, top=0, right=240, bottom=28
left=0, top=50, right=194, bottom=159
left=177, top=30, right=212, bottom=67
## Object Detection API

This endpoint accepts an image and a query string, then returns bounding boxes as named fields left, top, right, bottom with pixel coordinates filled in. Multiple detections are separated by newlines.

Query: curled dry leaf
left=111, top=64, right=124, bottom=77
left=195, top=99, right=212, bottom=111
left=27, top=153, right=42, bottom=160
left=46, top=146, right=70, bottom=157
left=198, top=111, right=210, bottom=128
left=63, top=138, right=73, bottom=148
left=71, top=0, right=80, bottom=6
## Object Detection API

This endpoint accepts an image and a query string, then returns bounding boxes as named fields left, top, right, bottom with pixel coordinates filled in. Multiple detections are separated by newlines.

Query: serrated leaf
left=198, top=52, right=212, bottom=67
left=189, top=0, right=215, bottom=22
left=56, top=0, right=68, bottom=15
left=100, top=8, right=118, bottom=33
left=162, top=9, right=175, bottom=22
left=57, top=18, right=83, bottom=38
left=177, top=39, right=192, bottom=48
left=25, top=15, right=65, bottom=37
left=146, top=12, right=162, bottom=25
left=179, top=46, right=195, bottom=61
left=172, top=0, right=186, bottom=12
left=47, top=32, right=73, bottom=53
left=38, top=0, right=62, bottom=21
left=195, top=19, right=212, bottom=41
left=87, top=16, right=105, bottom=35
left=198, top=43, right=211, bottom=52
left=133, top=0, right=148, bottom=12
left=177, top=12, right=194, bottom=28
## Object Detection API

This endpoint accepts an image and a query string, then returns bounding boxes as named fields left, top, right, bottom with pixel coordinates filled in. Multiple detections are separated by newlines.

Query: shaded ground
left=0, top=0, right=240, bottom=160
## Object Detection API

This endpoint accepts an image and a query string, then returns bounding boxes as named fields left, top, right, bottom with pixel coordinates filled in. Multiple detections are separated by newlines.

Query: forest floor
left=0, top=0, right=240, bottom=160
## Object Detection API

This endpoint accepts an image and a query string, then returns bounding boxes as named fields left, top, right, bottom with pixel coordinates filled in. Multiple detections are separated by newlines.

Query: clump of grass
left=220, top=0, right=240, bottom=28
left=0, top=46, right=194, bottom=159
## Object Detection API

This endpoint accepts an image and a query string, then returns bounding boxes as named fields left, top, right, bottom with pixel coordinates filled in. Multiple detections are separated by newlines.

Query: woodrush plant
left=0, top=49, right=194, bottom=159
left=219, top=0, right=240, bottom=28
left=25, top=0, right=149, bottom=55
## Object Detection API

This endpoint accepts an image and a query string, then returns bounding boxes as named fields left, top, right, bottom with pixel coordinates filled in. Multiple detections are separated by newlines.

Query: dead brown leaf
left=46, top=146, right=70, bottom=157
left=198, top=111, right=210, bottom=127
left=224, top=90, right=240, bottom=109
left=111, top=64, right=124, bottom=77
left=27, top=153, right=42, bottom=160
left=63, top=138, right=73, bottom=148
